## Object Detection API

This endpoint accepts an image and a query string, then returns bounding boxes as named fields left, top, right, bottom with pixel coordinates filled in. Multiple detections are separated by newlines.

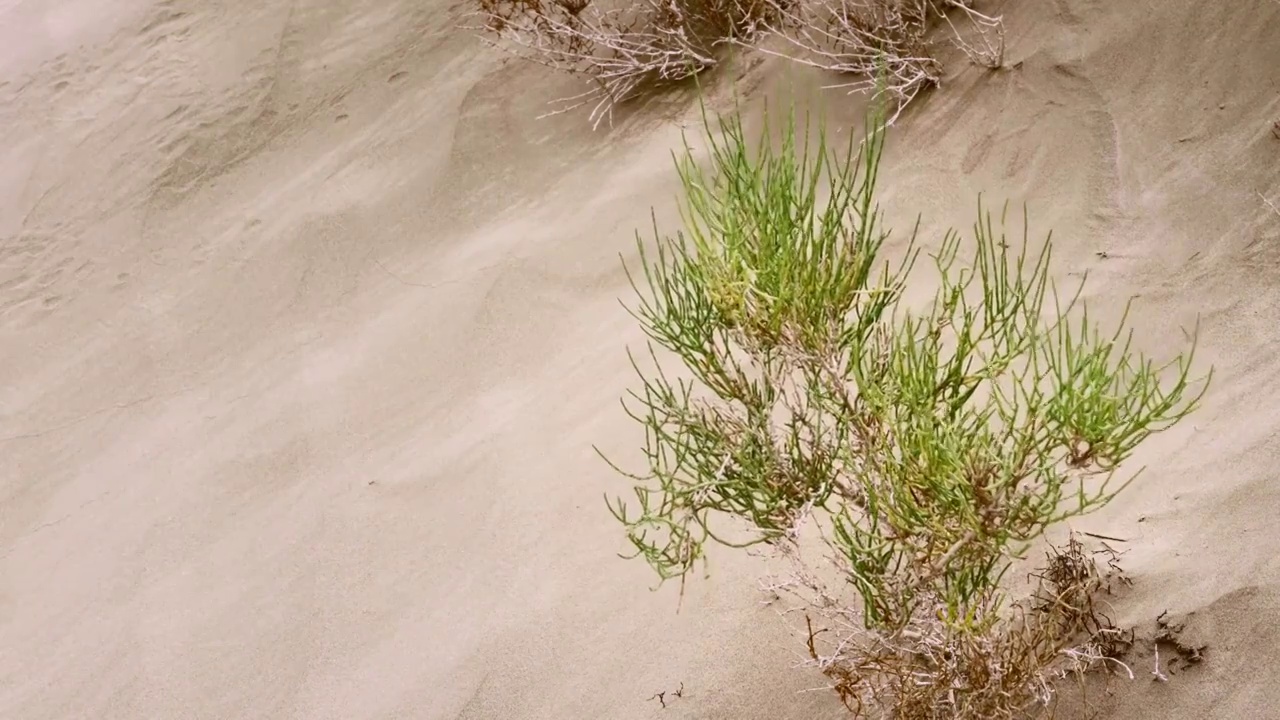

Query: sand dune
left=3, top=0, right=1280, bottom=717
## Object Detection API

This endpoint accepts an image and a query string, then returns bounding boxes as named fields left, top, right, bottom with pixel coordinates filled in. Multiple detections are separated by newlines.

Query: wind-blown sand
left=2, top=0, right=1280, bottom=717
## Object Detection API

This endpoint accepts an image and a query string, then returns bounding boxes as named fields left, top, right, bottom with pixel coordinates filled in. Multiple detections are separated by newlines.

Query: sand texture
left=3, top=0, right=1280, bottom=717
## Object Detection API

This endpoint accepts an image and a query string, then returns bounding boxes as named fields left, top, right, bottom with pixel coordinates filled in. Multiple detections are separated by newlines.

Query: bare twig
left=1260, top=190, right=1280, bottom=218
left=1152, top=645, right=1169, bottom=683
left=941, top=1, right=1005, bottom=68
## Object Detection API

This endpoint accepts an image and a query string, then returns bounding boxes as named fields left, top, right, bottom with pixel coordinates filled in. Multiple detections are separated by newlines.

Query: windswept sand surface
left=3, top=0, right=1280, bottom=717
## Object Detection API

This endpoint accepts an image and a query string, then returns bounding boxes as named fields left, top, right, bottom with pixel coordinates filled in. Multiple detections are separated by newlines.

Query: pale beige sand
left=3, top=0, right=1280, bottom=718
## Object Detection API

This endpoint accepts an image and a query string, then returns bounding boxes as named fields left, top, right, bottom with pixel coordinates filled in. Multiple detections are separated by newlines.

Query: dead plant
left=469, top=0, right=1005, bottom=126
left=470, top=0, right=780, bottom=127
left=941, top=1, right=1004, bottom=69
left=754, top=0, right=1005, bottom=123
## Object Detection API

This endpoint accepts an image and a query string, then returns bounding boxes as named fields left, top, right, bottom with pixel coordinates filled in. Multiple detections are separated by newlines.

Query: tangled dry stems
left=766, top=535, right=1132, bottom=718
left=471, top=0, right=1005, bottom=125
left=472, top=0, right=779, bottom=126
left=755, top=0, right=1003, bottom=123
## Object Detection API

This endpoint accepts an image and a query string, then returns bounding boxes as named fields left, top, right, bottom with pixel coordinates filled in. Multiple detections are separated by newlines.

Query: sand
left=2, top=0, right=1280, bottom=717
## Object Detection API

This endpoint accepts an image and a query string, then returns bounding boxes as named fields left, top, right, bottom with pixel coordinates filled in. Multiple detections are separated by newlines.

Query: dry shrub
left=472, top=0, right=780, bottom=126
left=471, top=0, right=1004, bottom=126
left=756, top=0, right=1004, bottom=122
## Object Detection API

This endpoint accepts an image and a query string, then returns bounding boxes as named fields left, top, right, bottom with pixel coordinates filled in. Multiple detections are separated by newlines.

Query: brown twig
left=1080, top=531, right=1127, bottom=543
left=648, top=681, right=686, bottom=708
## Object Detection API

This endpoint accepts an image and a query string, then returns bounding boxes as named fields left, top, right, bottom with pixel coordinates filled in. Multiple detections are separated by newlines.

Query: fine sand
left=3, top=0, right=1280, bottom=718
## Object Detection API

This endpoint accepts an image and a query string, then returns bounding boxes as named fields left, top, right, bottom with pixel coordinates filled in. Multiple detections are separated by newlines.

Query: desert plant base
left=768, top=535, right=1134, bottom=718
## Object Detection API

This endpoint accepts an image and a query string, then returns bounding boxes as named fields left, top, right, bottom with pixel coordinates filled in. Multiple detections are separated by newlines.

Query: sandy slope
left=2, top=0, right=1279, bottom=717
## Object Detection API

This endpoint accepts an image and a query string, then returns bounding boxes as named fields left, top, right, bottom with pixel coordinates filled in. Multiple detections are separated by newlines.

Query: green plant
left=602, top=102, right=1209, bottom=716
